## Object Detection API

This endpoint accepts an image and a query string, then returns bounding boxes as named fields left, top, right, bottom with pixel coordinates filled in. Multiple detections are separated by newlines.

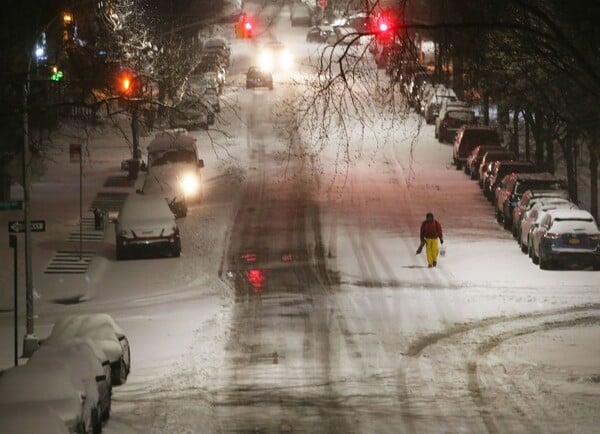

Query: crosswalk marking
left=89, top=192, right=129, bottom=213
left=67, top=217, right=105, bottom=242
left=44, top=250, right=95, bottom=274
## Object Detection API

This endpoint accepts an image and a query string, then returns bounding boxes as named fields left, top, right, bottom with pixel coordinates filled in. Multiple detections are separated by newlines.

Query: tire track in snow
left=403, top=304, right=600, bottom=433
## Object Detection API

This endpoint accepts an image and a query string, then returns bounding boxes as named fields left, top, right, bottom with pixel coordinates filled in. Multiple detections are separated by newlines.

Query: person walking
left=416, top=212, right=444, bottom=267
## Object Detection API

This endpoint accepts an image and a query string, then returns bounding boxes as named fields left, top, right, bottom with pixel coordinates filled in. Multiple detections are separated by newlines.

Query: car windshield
left=447, top=110, right=474, bottom=122
left=551, top=219, right=598, bottom=233
left=516, top=180, right=565, bottom=194
left=461, top=130, right=499, bottom=145
left=150, top=150, right=196, bottom=166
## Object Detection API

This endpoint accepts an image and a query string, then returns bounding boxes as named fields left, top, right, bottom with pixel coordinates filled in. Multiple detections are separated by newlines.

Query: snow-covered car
left=45, top=314, right=131, bottom=386
left=306, top=25, right=333, bottom=43
left=141, top=131, right=205, bottom=217
left=478, top=149, right=517, bottom=189
left=290, top=2, right=312, bottom=26
left=530, top=208, right=600, bottom=269
left=519, top=198, right=578, bottom=253
left=115, top=194, right=182, bottom=259
left=326, top=26, right=361, bottom=45
left=202, top=37, right=231, bottom=59
left=511, top=189, right=571, bottom=239
left=169, top=96, right=215, bottom=130
left=258, top=42, right=293, bottom=72
left=465, top=144, right=504, bottom=178
left=452, top=125, right=501, bottom=170
left=0, top=403, right=69, bottom=434
left=29, top=339, right=112, bottom=423
left=246, top=67, right=273, bottom=90
left=420, top=85, right=457, bottom=124
left=435, top=102, right=475, bottom=143
left=488, top=160, right=538, bottom=201
left=0, top=364, right=91, bottom=433
left=494, top=172, right=566, bottom=229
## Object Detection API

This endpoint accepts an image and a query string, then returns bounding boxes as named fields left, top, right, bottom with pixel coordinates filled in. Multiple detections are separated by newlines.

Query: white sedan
left=519, top=198, right=577, bottom=253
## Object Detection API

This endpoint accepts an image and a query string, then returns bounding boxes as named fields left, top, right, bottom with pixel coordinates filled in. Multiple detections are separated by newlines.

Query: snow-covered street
left=1, top=3, right=599, bottom=433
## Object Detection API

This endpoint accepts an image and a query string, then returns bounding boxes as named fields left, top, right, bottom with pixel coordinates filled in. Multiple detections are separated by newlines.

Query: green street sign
left=0, top=200, right=23, bottom=211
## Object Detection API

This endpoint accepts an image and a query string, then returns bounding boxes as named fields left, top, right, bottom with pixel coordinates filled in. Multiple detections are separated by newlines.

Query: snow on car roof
left=149, top=134, right=196, bottom=154
left=0, top=403, right=69, bottom=434
left=47, top=316, right=123, bottom=362
left=549, top=208, right=596, bottom=221
left=119, top=194, right=175, bottom=222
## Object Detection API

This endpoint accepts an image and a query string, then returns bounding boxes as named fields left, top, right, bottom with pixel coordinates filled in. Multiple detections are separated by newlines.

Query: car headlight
left=180, top=173, right=200, bottom=196
left=259, top=51, right=273, bottom=71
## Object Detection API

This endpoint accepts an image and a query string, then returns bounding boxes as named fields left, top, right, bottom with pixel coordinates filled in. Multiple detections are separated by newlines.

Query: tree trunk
left=510, top=108, right=519, bottom=156
left=524, top=113, right=530, bottom=161
left=561, top=128, right=577, bottom=202
left=482, top=90, right=490, bottom=126
left=527, top=110, right=545, bottom=169
left=131, top=107, right=140, bottom=158
left=590, top=141, right=598, bottom=220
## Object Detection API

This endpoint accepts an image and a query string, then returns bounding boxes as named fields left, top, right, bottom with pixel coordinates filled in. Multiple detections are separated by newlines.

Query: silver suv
left=115, top=195, right=181, bottom=260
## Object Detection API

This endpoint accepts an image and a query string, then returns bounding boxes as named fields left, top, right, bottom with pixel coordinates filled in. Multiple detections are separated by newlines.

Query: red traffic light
left=118, top=72, right=134, bottom=95
left=245, top=21, right=252, bottom=30
left=378, top=22, right=389, bottom=32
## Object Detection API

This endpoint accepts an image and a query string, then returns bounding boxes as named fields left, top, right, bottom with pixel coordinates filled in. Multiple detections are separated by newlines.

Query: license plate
left=568, top=237, right=580, bottom=245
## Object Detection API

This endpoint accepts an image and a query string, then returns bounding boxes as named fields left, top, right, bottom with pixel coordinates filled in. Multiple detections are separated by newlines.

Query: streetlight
left=21, top=11, right=72, bottom=357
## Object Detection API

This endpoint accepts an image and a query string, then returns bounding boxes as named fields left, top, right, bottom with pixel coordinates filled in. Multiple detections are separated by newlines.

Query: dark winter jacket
left=420, top=219, right=443, bottom=241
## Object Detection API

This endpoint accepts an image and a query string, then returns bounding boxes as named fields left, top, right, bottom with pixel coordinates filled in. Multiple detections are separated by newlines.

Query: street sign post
left=8, top=220, right=46, bottom=233
left=0, top=200, right=23, bottom=211
left=9, top=234, right=18, bottom=366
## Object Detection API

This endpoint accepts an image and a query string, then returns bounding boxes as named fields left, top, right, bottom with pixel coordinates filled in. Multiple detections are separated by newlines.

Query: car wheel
left=172, top=240, right=181, bottom=258
left=532, top=248, right=539, bottom=264
left=503, top=215, right=511, bottom=230
left=92, top=406, right=102, bottom=434
left=102, top=394, right=111, bottom=421
left=539, top=254, right=551, bottom=270
left=112, top=358, right=128, bottom=386
left=116, top=244, right=127, bottom=261
left=495, top=210, right=503, bottom=223
left=520, top=239, right=528, bottom=254
left=470, top=171, right=477, bottom=180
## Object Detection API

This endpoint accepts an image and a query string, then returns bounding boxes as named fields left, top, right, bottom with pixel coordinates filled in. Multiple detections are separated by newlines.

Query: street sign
left=0, top=200, right=23, bottom=211
left=8, top=220, right=46, bottom=233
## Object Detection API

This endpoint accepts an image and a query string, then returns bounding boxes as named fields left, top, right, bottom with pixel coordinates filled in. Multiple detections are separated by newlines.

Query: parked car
left=0, top=364, right=91, bottom=433
left=290, top=2, right=313, bottom=26
left=520, top=198, right=578, bottom=253
left=511, top=189, right=571, bottom=239
left=435, top=104, right=475, bottom=143
left=452, top=125, right=501, bottom=170
left=141, top=131, right=205, bottom=217
left=486, top=160, right=538, bottom=201
left=494, top=172, right=567, bottom=229
left=28, top=341, right=111, bottom=426
left=0, top=403, right=69, bottom=434
left=530, top=208, right=600, bottom=270
left=478, top=150, right=517, bottom=189
left=115, top=194, right=181, bottom=260
left=246, top=66, right=273, bottom=89
left=169, top=95, right=215, bottom=130
left=465, top=145, right=504, bottom=178
left=45, top=314, right=131, bottom=386
left=202, top=37, right=231, bottom=59
left=306, top=25, right=333, bottom=43
left=420, top=85, right=457, bottom=124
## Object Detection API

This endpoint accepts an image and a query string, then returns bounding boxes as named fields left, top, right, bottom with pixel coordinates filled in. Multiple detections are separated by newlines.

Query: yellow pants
left=425, top=238, right=439, bottom=266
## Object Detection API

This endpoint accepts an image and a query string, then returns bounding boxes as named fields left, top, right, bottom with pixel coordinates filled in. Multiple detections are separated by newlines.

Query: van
left=140, top=130, right=205, bottom=217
